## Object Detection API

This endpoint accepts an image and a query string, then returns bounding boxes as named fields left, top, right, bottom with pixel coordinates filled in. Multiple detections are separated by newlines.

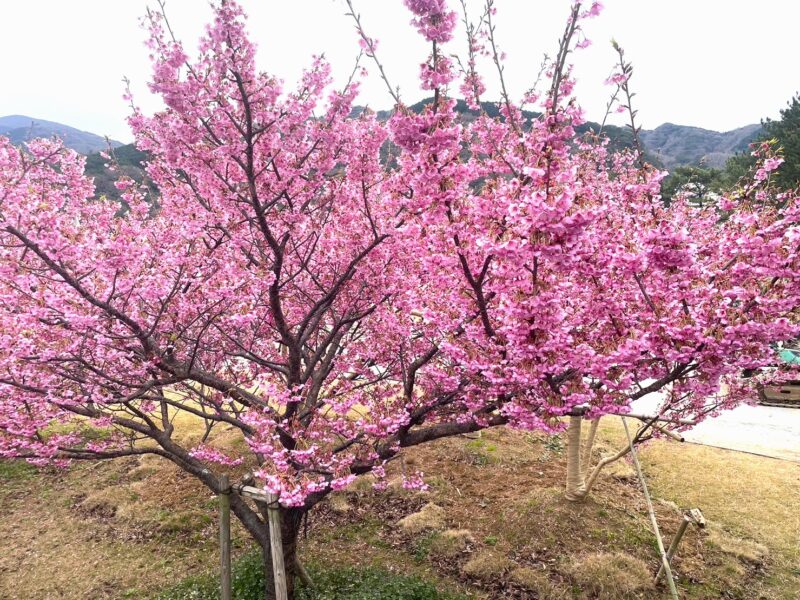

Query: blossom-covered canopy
left=0, top=0, right=798, bottom=511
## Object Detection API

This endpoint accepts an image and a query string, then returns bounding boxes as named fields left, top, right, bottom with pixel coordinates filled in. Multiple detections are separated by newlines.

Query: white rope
left=622, top=417, right=679, bottom=600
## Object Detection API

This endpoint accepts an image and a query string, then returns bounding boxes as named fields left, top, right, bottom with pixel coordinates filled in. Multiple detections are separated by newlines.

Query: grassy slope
left=1, top=421, right=798, bottom=599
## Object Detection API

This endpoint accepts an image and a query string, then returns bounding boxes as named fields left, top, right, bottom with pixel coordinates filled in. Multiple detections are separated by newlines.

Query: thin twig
left=344, top=0, right=401, bottom=106
left=485, top=0, right=519, bottom=133
left=612, top=41, right=646, bottom=171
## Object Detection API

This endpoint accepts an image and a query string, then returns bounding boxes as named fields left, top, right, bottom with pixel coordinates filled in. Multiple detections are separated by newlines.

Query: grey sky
left=1, top=1, right=798, bottom=143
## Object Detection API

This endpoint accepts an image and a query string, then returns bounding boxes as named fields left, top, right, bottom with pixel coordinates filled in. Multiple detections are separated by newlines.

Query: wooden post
left=219, top=475, right=232, bottom=600
left=655, top=509, right=706, bottom=584
left=266, top=492, right=288, bottom=600
left=621, top=417, right=679, bottom=600
left=655, top=517, right=690, bottom=584
left=231, top=484, right=289, bottom=600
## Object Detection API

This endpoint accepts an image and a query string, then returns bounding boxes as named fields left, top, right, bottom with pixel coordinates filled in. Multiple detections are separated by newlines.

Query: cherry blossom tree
left=1, top=0, right=798, bottom=596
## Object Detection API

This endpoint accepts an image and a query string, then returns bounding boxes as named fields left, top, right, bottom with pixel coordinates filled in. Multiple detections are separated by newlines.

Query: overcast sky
left=2, top=1, right=798, bottom=143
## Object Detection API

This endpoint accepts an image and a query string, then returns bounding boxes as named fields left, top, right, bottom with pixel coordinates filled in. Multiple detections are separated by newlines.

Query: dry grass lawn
left=0, top=417, right=798, bottom=599
left=597, top=419, right=800, bottom=599
left=0, top=451, right=258, bottom=599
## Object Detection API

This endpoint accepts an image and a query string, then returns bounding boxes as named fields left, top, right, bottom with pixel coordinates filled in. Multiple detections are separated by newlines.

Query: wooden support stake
left=655, top=509, right=705, bottom=584
left=266, top=492, right=288, bottom=600
left=653, top=423, right=685, bottom=442
left=235, top=484, right=271, bottom=502
left=567, top=404, right=697, bottom=427
left=231, top=483, right=291, bottom=599
left=624, top=412, right=697, bottom=426
left=622, top=418, right=680, bottom=600
left=219, top=475, right=232, bottom=600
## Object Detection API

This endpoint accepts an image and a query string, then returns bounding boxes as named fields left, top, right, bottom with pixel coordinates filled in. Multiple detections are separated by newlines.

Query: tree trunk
left=580, top=418, right=599, bottom=482
left=564, top=415, right=585, bottom=501
left=564, top=414, right=634, bottom=502
left=280, top=508, right=302, bottom=599
left=258, top=504, right=303, bottom=600
left=262, top=537, right=277, bottom=600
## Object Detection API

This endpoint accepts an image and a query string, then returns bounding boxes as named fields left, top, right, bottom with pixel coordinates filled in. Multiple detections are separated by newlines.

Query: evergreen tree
left=724, top=93, right=800, bottom=190
left=763, top=94, right=800, bottom=189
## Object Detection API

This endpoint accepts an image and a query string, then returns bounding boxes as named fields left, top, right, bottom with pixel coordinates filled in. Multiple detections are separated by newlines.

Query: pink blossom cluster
left=189, top=445, right=244, bottom=466
left=403, top=0, right=458, bottom=43
left=419, top=55, right=455, bottom=90
left=0, top=0, right=798, bottom=511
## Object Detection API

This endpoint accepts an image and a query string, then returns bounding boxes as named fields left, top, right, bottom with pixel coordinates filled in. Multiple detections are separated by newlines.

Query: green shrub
left=154, top=552, right=262, bottom=600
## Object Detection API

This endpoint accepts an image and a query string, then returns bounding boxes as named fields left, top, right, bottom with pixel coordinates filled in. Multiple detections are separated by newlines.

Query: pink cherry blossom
left=404, top=0, right=458, bottom=43
left=0, top=3, right=798, bottom=590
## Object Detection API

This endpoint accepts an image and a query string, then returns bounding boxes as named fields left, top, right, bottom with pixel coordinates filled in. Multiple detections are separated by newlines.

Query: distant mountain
left=72, top=101, right=763, bottom=202
left=640, top=122, right=762, bottom=169
left=354, top=98, right=642, bottom=161
left=0, top=107, right=764, bottom=174
left=0, top=115, right=123, bottom=154
left=357, top=99, right=761, bottom=170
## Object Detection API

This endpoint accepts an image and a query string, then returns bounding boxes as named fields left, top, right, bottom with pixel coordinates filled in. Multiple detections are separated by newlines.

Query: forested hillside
left=0, top=115, right=121, bottom=154
left=640, top=122, right=762, bottom=169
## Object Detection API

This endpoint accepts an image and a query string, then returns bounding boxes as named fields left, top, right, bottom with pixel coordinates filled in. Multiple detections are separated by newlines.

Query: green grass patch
left=0, top=459, right=36, bottom=481
left=316, top=517, right=386, bottom=546
left=411, top=532, right=438, bottom=562
left=296, top=564, right=469, bottom=599
left=155, top=552, right=469, bottom=600
left=463, top=438, right=497, bottom=466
